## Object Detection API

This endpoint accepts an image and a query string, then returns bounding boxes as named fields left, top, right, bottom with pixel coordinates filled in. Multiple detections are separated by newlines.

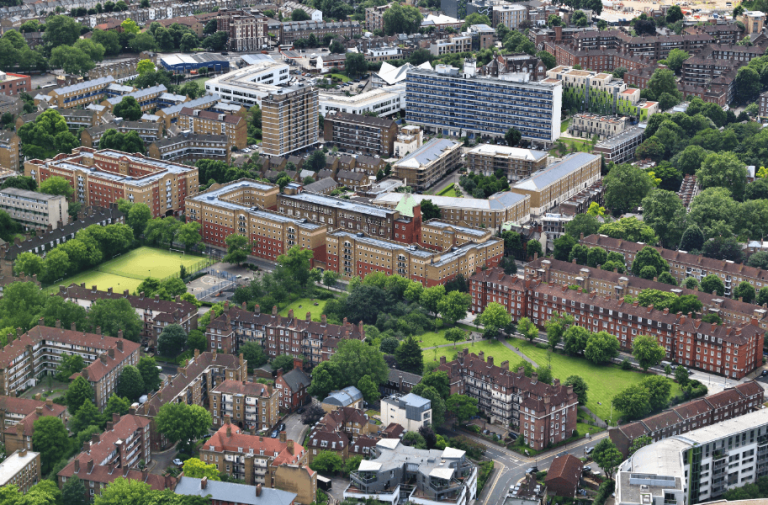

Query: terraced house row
left=469, top=267, right=765, bottom=379
left=609, top=381, right=764, bottom=456
left=437, top=349, right=579, bottom=450
left=205, top=302, right=365, bottom=366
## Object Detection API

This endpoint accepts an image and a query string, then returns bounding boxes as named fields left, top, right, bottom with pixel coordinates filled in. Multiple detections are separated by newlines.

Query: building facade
left=381, top=393, right=432, bottom=431
left=392, top=139, right=462, bottom=191
left=0, top=188, right=68, bottom=231
left=209, top=379, right=279, bottom=432
left=178, top=108, right=248, bottom=150
left=0, top=449, right=41, bottom=493
left=592, top=127, right=644, bottom=164
left=148, top=133, right=230, bottom=165
left=323, top=112, right=398, bottom=157
left=262, top=86, right=319, bottom=157
left=466, top=144, right=549, bottom=182
left=24, top=147, right=198, bottom=219
left=0, top=72, right=32, bottom=97
left=218, top=9, right=269, bottom=52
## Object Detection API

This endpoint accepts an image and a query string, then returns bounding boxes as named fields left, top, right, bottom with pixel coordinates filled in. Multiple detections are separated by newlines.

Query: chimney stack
left=256, top=484, right=262, bottom=497
left=201, top=477, right=208, bottom=489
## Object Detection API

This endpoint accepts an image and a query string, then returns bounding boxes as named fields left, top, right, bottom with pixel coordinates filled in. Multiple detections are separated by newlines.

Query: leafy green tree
left=94, top=477, right=152, bottom=505
left=564, top=375, right=588, bottom=404
left=545, top=312, right=573, bottom=350
left=113, top=96, right=142, bottom=121
left=137, top=356, right=161, bottom=393
left=182, top=458, right=221, bottom=480
left=591, top=439, right=624, bottom=480
left=395, top=336, right=423, bottom=375
left=437, top=291, right=471, bottom=325
left=631, top=246, right=669, bottom=277
left=155, top=402, right=212, bottom=453
left=664, top=48, right=689, bottom=74
left=357, top=375, right=380, bottom=404
left=477, top=302, right=511, bottom=334
left=105, top=394, right=131, bottom=417
left=446, top=394, right=478, bottom=423
left=420, top=199, right=442, bottom=220
left=696, top=152, right=748, bottom=201
left=126, top=203, right=152, bottom=237
left=584, top=331, right=620, bottom=365
left=553, top=234, right=577, bottom=261
left=419, top=285, right=445, bottom=317
left=444, top=327, right=466, bottom=347
left=277, top=245, right=314, bottom=288
left=527, top=240, right=542, bottom=259
left=345, top=52, right=367, bottom=77
left=43, top=15, right=81, bottom=46
left=642, top=375, right=672, bottom=411
left=563, top=325, right=590, bottom=356
left=223, top=233, right=249, bottom=265
left=632, top=335, right=666, bottom=372
left=158, top=323, right=187, bottom=357
left=40, top=175, right=74, bottom=200
left=87, top=298, right=143, bottom=342
left=49, top=45, right=96, bottom=75
left=505, top=127, right=522, bottom=147
left=310, top=451, right=344, bottom=474
left=735, top=66, right=762, bottom=103
left=629, top=435, right=653, bottom=456
left=65, top=376, right=94, bottom=414
left=604, top=163, right=654, bottom=214
left=380, top=336, right=399, bottom=354
left=537, top=50, right=556, bottom=69
left=117, top=365, right=145, bottom=402
left=700, top=274, right=725, bottom=296
left=61, top=476, right=88, bottom=505
left=272, top=354, right=295, bottom=373
left=641, top=189, right=687, bottom=248
left=517, top=317, right=538, bottom=342
left=33, top=416, right=70, bottom=474
left=240, top=342, right=267, bottom=370
left=71, top=399, right=104, bottom=433
left=679, top=224, right=704, bottom=252
left=382, top=3, right=423, bottom=35
left=56, top=353, right=85, bottom=381
left=647, top=68, right=682, bottom=101
left=565, top=213, right=600, bottom=239
left=612, top=383, right=651, bottom=420
left=598, top=217, right=658, bottom=244
left=307, top=362, right=339, bottom=399
left=586, top=246, right=608, bottom=268
left=180, top=32, right=198, bottom=52
left=734, top=281, right=756, bottom=303
left=332, top=339, right=389, bottom=385
left=18, top=109, right=77, bottom=159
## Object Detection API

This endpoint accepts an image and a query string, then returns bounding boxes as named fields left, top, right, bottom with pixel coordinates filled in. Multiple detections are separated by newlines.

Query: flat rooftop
left=676, top=408, right=768, bottom=444
left=0, top=450, right=39, bottom=486
left=468, top=144, right=548, bottom=161
left=513, top=152, right=599, bottom=192
left=373, top=191, right=528, bottom=211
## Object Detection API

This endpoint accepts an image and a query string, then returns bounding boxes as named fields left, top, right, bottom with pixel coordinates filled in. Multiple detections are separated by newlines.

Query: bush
left=477, top=460, right=494, bottom=493
left=621, top=359, right=632, bottom=370
left=595, top=480, right=616, bottom=505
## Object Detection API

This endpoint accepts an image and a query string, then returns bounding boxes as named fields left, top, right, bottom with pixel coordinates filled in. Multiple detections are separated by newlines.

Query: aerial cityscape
left=1, top=0, right=768, bottom=505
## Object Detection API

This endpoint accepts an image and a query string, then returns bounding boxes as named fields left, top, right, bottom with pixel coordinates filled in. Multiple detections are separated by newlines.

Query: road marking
left=483, top=459, right=506, bottom=505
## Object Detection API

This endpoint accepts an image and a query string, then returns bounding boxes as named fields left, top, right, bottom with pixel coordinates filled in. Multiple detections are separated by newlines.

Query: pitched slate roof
left=281, top=367, right=311, bottom=392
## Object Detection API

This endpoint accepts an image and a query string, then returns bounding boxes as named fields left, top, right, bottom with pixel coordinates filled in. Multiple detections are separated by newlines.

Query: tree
left=629, top=435, right=653, bottom=456
left=183, top=458, right=221, bottom=480
left=604, top=163, right=654, bottom=214
left=527, top=240, right=542, bottom=259
left=478, top=302, right=512, bottom=337
left=345, top=52, right=367, bottom=77
left=224, top=234, right=249, bottom=265
left=591, top=439, right=624, bottom=480
left=505, top=127, right=522, bottom=147
left=272, top=354, right=295, bottom=373
left=144, top=217, right=181, bottom=247
left=158, top=323, right=187, bottom=357
left=736, top=66, right=762, bottom=103
left=105, top=394, right=131, bottom=417
left=536, top=50, right=556, bottom=69
left=647, top=68, right=682, bottom=101
left=301, top=404, right=326, bottom=426
left=240, top=342, right=267, bottom=370
left=113, top=96, right=142, bottom=121
left=673, top=145, right=711, bottom=176
left=43, top=15, right=81, bottom=47
left=382, top=3, right=423, bottom=35
left=565, top=213, right=601, bottom=240
left=584, top=331, right=620, bottom=365
left=155, top=402, right=212, bottom=453
left=734, top=281, right=756, bottom=303
left=632, top=335, right=666, bottom=372
left=642, top=375, right=672, bottom=411
left=49, top=45, right=95, bottom=76
left=564, top=375, right=588, bottom=404
left=665, top=49, right=689, bottom=74
left=679, top=224, right=704, bottom=252
left=395, top=336, right=423, bottom=375
left=137, top=59, right=154, bottom=75
left=563, top=325, right=590, bottom=356
left=517, top=317, right=538, bottom=342
left=71, top=399, right=104, bottom=434
left=87, top=298, right=143, bottom=342
left=700, top=273, right=725, bottom=296
left=612, top=383, right=651, bottom=420
left=307, top=149, right=327, bottom=172
left=411, top=384, right=446, bottom=426
left=62, top=477, right=88, bottom=505
left=419, top=285, right=445, bottom=317
left=180, top=33, right=198, bottom=52
left=331, top=338, right=389, bottom=386
left=545, top=312, right=573, bottom=350
left=75, top=38, right=106, bottom=62
left=66, top=376, right=94, bottom=414
left=553, top=234, right=577, bottom=262
left=291, top=8, right=310, bottom=20
left=126, top=203, right=152, bottom=237
left=586, top=246, right=608, bottom=268
left=137, top=357, right=161, bottom=393
left=437, top=291, right=471, bottom=325
left=39, top=175, right=74, bottom=200
left=92, top=30, right=121, bottom=56
left=56, top=352, right=85, bottom=381
left=674, top=365, right=689, bottom=386
left=117, top=365, right=145, bottom=402
left=696, top=152, right=748, bottom=201
left=310, top=451, right=344, bottom=474
left=322, top=270, right=339, bottom=287
left=277, top=245, right=314, bottom=289
left=640, top=189, right=686, bottom=248
left=33, top=416, right=70, bottom=474
left=120, top=18, right=140, bottom=34
left=444, top=327, right=466, bottom=347
left=357, top=375, right=380, bottom=405
left=94, top=477, right=152, bottom=505
left=421, top=199, right=441, bottom=220
left=631, top=246, right=669, bottom=277
left=445, top=394, right=478, bottom=423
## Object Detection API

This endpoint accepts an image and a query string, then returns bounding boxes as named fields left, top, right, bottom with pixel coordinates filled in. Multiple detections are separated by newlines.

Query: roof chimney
left=256, top=484, right=262, bottom=497
left=201, top=476, right=208, bottom=489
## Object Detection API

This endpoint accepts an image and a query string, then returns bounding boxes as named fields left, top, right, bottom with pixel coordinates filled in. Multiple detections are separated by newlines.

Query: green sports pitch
left=53, top=247, right=208, bottom=293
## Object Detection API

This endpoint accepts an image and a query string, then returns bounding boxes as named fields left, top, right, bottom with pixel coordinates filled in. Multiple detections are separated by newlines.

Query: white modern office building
left=381, top=393, right=432, bottom=432
left=204, top=58, right=292, bottom=108
left=406, top=58, right=562, bottom=145
left=616, top=409, right=768, bottom=505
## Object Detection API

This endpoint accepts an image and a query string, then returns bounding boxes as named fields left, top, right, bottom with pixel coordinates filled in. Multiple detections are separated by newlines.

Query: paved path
left=500, top=339, right=538, bottom=367
left=580, top=406, right=608, bottom=428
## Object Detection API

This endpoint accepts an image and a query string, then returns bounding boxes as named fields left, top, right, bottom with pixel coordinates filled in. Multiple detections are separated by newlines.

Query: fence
left=193, top=267, right=241, bottom=300
left=94, top=256, right=214, bottom=283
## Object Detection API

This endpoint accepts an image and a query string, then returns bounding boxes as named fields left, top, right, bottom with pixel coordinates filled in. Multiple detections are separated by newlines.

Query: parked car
left=279, top=423, right=286, bottom=432
left=271, top=430, right=279, bottom=438
left=173, top=458, right=183, bottom=467
left=526, top=467, right=538, bottom=474
left=761, top=370, right=767, bottom=377
left=586, top=446, right=594, bottom=455
left=584, top=466, right=592, bottom=473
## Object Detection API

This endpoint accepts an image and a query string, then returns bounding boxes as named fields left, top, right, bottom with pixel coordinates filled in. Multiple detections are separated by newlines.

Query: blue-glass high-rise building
left=405, top=58, right=562, bottom=144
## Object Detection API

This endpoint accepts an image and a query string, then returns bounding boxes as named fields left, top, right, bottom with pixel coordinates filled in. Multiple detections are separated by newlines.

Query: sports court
left=53, top=247, right=210, bottom=293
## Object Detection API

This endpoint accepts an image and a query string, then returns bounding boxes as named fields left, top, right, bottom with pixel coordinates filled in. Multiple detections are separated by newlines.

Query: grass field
left=190, top=76, right=211, bottom=87
left=417, top=324, right=478, bottom=348
left=560, top=119, right=571, bottom=132
left=54, top=247, right=207, bottom=294
left=437, top=184, right=459, bottom=197
left=551, top=138, right=594, bottom=156
left=278, top=298, right=329, bottom=321
left=424, top=338, right=682, bottom=425
left=328, top=73, right=351, bottom=82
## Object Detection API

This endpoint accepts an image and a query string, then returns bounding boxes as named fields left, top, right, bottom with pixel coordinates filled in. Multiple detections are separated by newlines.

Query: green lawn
left=418, top=324, right=477, bottom=348
left=328, top=73, right=350, bottom=82
left=560, top=119, right=571, bottom=132
left=576, top=422, right=605, bottom=436
left=437, top=184, right=459, bottom=197
left=424, top=338, right=682, bottom=425
left=278, top=298, right=328, bottom=321
left=551, top=138, right=594, bottom=156
left=190, top=76, right=211, bottom=87
left=51, top=247, right=208, bottom=294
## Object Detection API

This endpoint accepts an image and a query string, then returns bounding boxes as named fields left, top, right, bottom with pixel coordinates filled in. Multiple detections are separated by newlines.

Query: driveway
left=325, top=475, right=352, bottom=503
left=150, top=445, right=179, bottom=475
left=283, top=412, right=308, bottom=444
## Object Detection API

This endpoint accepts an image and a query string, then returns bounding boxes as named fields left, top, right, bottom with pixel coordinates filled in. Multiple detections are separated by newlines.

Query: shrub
left=595, top=480, right=616, bottom=505
left=621, top=359, right=632, bottom=370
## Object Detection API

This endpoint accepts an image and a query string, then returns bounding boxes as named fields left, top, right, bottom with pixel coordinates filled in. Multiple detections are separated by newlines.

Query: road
left=283, top=412, right=308, bottom=445
left=438, top=428, right=608, bottom=505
